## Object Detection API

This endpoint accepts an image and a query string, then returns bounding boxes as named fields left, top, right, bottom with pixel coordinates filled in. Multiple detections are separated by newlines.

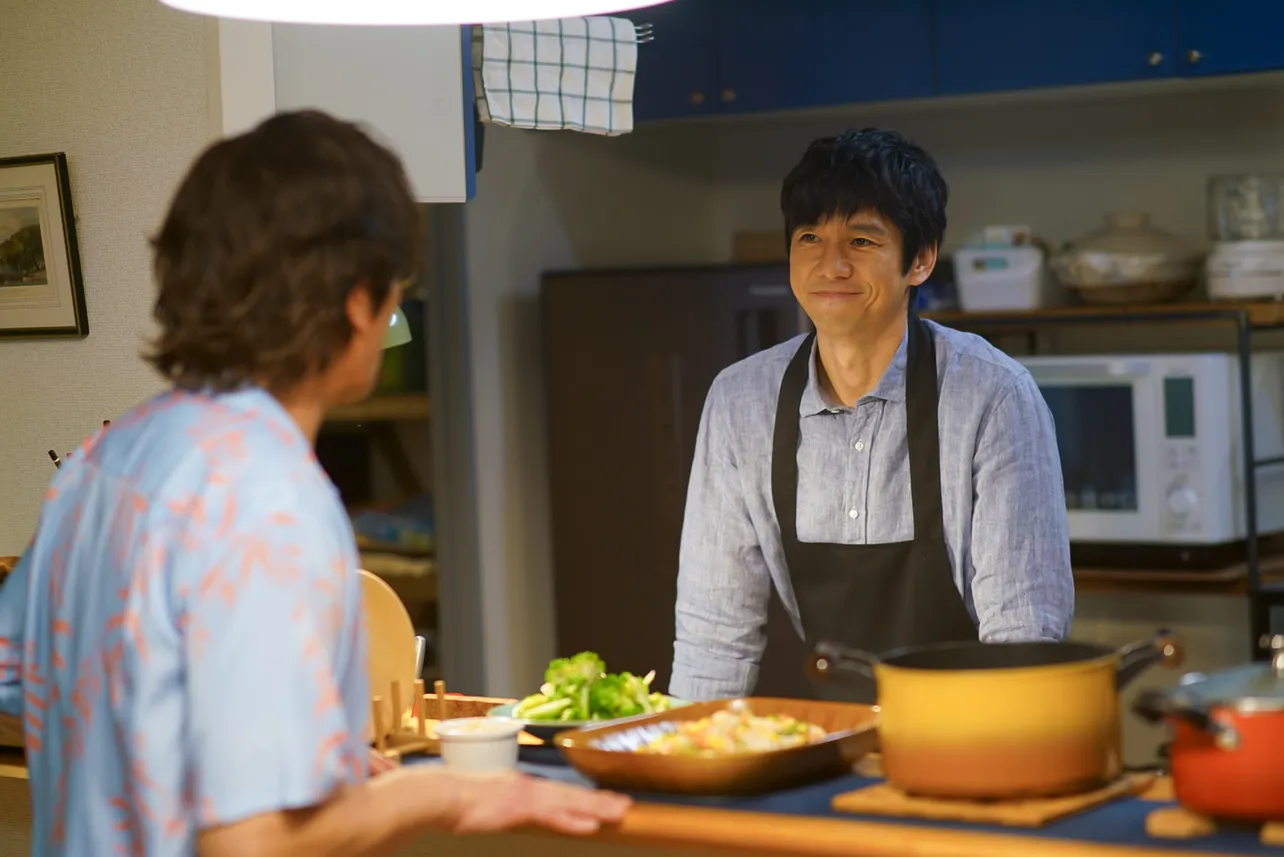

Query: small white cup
left=436, top=716, right=524, bottom=773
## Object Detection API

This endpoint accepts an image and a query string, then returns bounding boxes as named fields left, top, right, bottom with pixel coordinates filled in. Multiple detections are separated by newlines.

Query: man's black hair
left=780, top=128, right=948, bottom=274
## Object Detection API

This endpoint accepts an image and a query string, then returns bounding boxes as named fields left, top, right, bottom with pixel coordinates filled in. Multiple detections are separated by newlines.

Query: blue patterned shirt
left=0, top=388, right=369, bottom=856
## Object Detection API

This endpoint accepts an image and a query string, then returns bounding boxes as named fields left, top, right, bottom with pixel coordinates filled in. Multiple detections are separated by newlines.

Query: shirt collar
left=798, top=321, right=909, bottom=416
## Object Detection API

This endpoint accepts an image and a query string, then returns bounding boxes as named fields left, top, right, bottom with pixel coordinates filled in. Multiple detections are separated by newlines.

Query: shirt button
left=853, top=440, right=865, bottom=451
left=848, top=508, right=860, bottom=519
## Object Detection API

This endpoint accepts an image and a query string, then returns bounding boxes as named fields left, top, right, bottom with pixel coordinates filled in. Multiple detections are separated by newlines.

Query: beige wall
left=463, top=77, right=1279, bottom=762
left=0, top=0, right=213, bottom=553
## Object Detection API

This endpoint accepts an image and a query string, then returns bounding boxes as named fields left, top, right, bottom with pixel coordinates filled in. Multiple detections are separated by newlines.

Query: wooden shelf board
left=926, top=300, right=1284, bottom=330
left=326, top=393, right=430, bottom=423
left=1073, top=553, right=1284, bottom=595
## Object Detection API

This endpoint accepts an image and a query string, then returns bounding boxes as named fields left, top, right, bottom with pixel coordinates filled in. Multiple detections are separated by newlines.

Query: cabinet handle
left=721, top=89, right=736, bottom=103
left=689, top=91, right=705, bottom=105
left=1148, top=51, right=1163, bottom=67
left=1187, top=49, right=1202, bottom=64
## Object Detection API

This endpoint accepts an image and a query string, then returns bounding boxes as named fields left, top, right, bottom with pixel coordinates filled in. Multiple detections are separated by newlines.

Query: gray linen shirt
left=669, top=320, right=1075, bottom=701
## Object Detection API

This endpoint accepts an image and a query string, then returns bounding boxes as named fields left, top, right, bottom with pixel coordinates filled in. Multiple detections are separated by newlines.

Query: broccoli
left=588, top=674, right=647, bottom=719
left=511, top=653, right=673, bottom=723
left=544, top=651, right=606, bottom=688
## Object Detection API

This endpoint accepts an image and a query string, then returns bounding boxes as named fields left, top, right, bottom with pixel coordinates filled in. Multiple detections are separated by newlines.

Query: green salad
left=512, top=651, right=672, bottom=722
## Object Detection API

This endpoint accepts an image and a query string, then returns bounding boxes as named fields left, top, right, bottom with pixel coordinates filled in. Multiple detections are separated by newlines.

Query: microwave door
left=1023, top=364, right=1161, bottom=543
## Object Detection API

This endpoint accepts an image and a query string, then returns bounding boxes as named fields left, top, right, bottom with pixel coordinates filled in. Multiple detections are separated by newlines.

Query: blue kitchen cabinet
left=933, top=1, right=1177, bottom=96
left=623, top=0, right=719, bottom=122
left=716, top=0, right=934, bottom=115
left=712, top=0, right=810, bottom=114
left=1176, top=1, right=1284, bottom=77
left=804, top=0, right=935, bottom=108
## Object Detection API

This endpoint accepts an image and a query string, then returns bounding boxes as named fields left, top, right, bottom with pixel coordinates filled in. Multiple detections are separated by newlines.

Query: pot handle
left=1133, top=688, right=1240, bottom=751
left=808, top=640, right=879, bottom=682
left=1114, top=629, right=1184, bottom=690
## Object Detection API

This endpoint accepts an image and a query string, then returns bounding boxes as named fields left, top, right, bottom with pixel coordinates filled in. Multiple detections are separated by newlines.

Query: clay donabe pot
left=1133, top=634, right=1284, bottom=823
left=810, top=631, right=1182, bottom=799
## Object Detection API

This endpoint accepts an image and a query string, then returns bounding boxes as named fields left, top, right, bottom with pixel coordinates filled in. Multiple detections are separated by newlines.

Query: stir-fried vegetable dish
left=636, top=709, right=827, bottom=756
left=513, top=651, right=672, bottom=722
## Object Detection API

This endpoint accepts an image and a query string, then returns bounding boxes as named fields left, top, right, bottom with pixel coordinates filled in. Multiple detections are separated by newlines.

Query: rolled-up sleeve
left=969, top=371, right=1075, bottom=642
left=670, top=379, right=773, bottom=701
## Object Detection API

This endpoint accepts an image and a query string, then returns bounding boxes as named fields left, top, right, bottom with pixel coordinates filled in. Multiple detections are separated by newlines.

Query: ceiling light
left=158, top=0, right=671, bottom=26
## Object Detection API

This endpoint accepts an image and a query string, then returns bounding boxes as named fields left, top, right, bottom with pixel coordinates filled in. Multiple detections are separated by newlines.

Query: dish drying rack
left=369, top=678, right=535, bottom=760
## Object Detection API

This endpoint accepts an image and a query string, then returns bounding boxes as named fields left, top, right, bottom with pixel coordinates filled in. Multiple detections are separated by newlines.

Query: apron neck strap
left=771, top=313, right=946, bottom=544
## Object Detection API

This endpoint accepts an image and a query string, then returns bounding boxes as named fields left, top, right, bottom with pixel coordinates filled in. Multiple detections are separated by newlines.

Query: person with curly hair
left=0, top=109, right=628, bottom=857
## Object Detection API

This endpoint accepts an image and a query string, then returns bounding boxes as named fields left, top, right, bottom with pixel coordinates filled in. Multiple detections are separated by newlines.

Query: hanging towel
left=472, top=17, right=637, bottom=137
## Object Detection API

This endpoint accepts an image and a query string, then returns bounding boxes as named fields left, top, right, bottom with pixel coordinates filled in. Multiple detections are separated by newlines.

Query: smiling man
left=669, top=128, right=1074, bottom=704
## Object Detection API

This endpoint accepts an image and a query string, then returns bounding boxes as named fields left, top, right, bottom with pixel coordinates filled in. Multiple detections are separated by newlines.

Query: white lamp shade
left=383, top=306, right=413, bottom=350
left=157, top=0, right=672, bottom=25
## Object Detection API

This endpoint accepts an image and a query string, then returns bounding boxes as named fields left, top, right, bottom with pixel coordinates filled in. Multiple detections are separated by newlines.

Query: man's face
left=788, top=209, right=935, bottom=338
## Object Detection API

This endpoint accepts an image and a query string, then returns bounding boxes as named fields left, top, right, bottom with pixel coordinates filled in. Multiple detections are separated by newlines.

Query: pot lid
left=1065, top=211, right=1197, bottom=259
left=1170, top=634, right=1284, bottom=710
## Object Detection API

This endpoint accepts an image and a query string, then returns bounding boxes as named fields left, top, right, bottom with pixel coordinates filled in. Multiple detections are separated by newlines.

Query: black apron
left=757, top=312, right=978, bottom=703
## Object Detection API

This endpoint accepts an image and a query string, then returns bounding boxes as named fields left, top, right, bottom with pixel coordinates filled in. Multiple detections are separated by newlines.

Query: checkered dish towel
left=472, top=17, right=637, bottom=137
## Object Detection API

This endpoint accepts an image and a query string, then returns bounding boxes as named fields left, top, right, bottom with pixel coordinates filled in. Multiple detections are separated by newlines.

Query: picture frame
left=0, top=153, right=88, bottom=338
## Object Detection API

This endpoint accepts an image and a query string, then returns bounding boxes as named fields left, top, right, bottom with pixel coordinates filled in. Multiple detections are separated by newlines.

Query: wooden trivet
left=1138, top=777, right=1175, bottom=802
left=1147, top=806, right=1284, bottom=847
left=832, top=772, right=1155, bottom=827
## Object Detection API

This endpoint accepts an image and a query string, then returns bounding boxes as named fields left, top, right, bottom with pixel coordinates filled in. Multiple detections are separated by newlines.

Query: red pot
left=1133, top=633, right=1284, bottom=822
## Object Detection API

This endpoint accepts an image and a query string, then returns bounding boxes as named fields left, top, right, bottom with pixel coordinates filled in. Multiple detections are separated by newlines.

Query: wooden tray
left=832, top=772, right=1155, bottom=827
left=556, top=697, right=879, bottom=796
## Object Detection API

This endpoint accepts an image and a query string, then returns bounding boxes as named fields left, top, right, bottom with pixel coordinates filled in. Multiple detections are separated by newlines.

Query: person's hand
left=368, top=749, right=399, bottom=778
left=452, top=771, right=631, bottom=835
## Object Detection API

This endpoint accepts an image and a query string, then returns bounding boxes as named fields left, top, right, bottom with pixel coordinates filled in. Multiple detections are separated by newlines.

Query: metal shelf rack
left=925, top=301, right=1284, bottom=662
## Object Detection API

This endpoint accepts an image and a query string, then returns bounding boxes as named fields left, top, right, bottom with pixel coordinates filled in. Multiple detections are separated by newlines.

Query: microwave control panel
left=1159, top=375, right=1203, bottom=537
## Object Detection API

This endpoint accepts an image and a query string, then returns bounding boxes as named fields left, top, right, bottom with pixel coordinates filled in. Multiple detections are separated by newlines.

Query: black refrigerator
left=541, top=263, right=816, bottom=697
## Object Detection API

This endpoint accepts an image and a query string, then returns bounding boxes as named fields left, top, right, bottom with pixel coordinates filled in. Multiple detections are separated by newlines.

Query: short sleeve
left=182, top=498, right=365, bottom=828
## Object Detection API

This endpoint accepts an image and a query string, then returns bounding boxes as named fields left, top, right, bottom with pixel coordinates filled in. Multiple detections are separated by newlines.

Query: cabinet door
left=622, top=0, right=720, bottom=122
left=934, top=1, right=1177, bottom=96
left=715, top=1, right=934, bottom=115
left=804, top=0, right=935, bottom=109
left=713, top=0, right=810, bottom=114
left=1177, top=1, right=1284, bottom=77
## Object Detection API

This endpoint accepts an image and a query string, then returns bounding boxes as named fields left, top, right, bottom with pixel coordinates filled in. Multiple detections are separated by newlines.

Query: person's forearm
left=199, top=766, right=470, bottom=857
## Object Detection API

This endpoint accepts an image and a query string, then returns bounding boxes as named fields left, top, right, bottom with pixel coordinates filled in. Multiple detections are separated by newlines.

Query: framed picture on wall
left=0, top=153, right=88, bottom=338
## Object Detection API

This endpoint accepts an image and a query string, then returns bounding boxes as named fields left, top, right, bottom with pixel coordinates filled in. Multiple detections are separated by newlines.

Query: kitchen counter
left=0, top=749, right=1270, bottom=856
left=503, top=753, right=1273, bottom=857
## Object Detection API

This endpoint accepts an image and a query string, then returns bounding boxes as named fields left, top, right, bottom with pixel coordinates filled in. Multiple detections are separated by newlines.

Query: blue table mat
left=409, top=747, right=1275, bottom=855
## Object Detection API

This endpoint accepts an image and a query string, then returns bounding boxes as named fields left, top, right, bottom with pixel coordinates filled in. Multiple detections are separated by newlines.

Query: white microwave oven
left=1016, top=352, right=1284, bottom=565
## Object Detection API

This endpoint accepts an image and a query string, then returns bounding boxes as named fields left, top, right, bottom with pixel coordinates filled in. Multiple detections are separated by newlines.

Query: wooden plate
left=556, top=697, right=879, bottom=796
left=359, top=569, right=417, bottom=739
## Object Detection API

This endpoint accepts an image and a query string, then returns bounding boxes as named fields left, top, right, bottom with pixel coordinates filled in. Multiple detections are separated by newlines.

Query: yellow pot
left=812, top=632, right=1182, bottom=799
